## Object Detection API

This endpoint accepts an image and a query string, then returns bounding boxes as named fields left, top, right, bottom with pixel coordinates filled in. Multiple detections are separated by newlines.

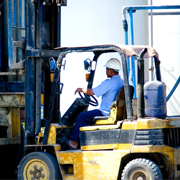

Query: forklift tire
left=121, top=158, right=162, bottom=180
left=17, top=152, right=62, bottom=180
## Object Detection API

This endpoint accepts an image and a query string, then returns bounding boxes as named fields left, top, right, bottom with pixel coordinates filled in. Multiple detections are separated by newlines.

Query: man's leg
left=69, top=109, right=103, bottom=149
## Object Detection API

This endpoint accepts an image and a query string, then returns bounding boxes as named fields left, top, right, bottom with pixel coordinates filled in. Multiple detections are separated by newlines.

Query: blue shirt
left=92, top=75, right=124, bottom=116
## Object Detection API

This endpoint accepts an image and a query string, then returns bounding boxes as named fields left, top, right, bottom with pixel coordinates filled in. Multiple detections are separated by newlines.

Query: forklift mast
left=0, top=0, right=67, bottom=151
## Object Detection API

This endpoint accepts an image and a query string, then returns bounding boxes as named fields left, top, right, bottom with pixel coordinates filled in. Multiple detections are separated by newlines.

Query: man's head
left=104, top=58, right=121, bottom=78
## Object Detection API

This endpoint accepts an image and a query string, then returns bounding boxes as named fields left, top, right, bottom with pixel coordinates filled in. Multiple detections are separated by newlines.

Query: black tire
left=121, top=158, right=162, bottom=180
left=18, top=152, right=62, bottom=180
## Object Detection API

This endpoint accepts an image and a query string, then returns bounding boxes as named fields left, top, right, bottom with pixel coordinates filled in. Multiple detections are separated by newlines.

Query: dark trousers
left=70, top=109, right=104, bottom=142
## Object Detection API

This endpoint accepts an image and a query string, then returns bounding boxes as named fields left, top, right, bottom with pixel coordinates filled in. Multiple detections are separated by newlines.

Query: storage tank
left=144, top=80, right=167, bottom=118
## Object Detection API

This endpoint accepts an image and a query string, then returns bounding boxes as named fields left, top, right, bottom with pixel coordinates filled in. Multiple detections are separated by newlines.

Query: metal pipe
left=137, top=48, right=147, bottom=118
left=148, top=12, right=180, bottom=16
left=122, top=5, right=180, bottom=98
left=154, top=56, right=161, bottom=81
left=166, top=76, right=180, bottom=102
left=129, top=9, right=136, bottom=98
left=124, top=5, right=180, bottom=11
left=150, top=0, right=154, bottom=81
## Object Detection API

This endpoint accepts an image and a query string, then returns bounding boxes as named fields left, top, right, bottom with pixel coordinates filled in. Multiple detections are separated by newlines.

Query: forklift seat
left=94, top=85, right=134, bottom=125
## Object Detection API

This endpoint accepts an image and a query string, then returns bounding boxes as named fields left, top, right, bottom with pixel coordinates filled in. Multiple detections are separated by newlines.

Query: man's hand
left=75, top=88, right=83, bottom=95
left=75, top=88, right=95, bottom=96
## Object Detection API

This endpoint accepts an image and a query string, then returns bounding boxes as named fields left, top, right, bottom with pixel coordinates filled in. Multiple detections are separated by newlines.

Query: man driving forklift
left=63, top=58, right=124, bottom=149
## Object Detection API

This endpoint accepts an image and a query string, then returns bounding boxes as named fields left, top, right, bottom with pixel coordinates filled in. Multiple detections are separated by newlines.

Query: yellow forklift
left=17, top=44, right=180, bottom=180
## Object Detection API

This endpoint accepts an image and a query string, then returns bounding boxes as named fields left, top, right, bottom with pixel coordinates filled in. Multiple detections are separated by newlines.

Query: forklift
left=1, top=0, right=180, bottom=179
left=17, top=44, right=180, bottom=180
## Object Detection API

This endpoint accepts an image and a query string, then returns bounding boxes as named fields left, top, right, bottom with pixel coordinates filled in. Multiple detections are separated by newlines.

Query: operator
left=68, top=58, right=124, bottom=149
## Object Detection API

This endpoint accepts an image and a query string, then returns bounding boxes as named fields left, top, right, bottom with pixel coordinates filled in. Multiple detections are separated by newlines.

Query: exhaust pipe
left=137, top=48, right=147, bottom=118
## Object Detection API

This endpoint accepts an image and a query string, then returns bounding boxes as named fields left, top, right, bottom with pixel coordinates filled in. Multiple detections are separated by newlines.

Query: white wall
left=149, top=0, right=180, bottom=115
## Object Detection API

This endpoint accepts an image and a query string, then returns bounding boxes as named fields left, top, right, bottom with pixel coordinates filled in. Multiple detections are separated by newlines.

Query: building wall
left=150, top=0, right=180, bottom=115
left=60, top=0, right=180, bottom=117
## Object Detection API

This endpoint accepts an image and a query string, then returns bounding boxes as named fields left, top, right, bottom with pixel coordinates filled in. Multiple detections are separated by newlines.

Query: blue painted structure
left=122, top=5, right=180, bottom=98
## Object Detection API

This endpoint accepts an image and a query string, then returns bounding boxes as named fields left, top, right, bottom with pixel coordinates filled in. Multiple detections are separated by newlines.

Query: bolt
left=29, top=170, right=33, bottom=174
left=33, top=165, right=37, bottom=169
left=31, top=177, right=35, bottom=180
left=39, top=167, right=43, bottom=171
left=41, top=174, right=45, bottom=178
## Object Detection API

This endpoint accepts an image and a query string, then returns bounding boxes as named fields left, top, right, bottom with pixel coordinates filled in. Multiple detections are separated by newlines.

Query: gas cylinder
left=144, top=80, right=167, bottom=118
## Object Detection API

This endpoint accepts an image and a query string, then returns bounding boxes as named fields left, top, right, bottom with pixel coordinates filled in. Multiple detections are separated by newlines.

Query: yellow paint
left=136, top=118, right=169, bottom=129
left=50, top=73, right=54, bottom=82
left=95, top=107, right=117, bottom=125
left=47, top=125, right=56, bottom=144
left=41, top=94, right=44, bottom=104
left=80, top=121, right=122, bottom=131
left=117, top=143, right=132, bottom=150
left=57, top=150, right=129, bottom=180
left=121, top=121, right=137, bottom=129
left=81, top=144, right=118, bottom=150
left=37, top=132, right=43, bottom=145
left=11, top=107, right=21, bottom=137
left=54, top=144, right=61, bottom=151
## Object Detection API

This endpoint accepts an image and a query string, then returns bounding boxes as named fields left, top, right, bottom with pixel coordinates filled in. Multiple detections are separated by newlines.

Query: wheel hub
left=130, top=169, right=148, bottom=180
left=23, top=159, right=49, bottom=180
left=29, top=165, right=44, bottom=179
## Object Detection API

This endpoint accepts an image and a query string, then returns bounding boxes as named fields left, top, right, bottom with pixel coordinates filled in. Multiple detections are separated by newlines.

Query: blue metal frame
left=25, top=0, right=36, bottom=144
left=166, top=76, right=180, bottom=102
left=122, top=5, right=180, bottom=98
left=7, top=0, right=12, bottom=67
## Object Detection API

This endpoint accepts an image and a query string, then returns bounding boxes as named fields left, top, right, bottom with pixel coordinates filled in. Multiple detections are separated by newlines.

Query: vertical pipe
left=122, top=15, right=130, bottom=79
left=129, top=9, right=136, bottom=98
left=137, top=48, right=147, bottom=118
left=129, top=10, right=134, bottom=45
left=150, top=0, right=154, bottom=80
left=125, top=29, right=130, bottom=78
left=137, top=58, right=145, bottom=118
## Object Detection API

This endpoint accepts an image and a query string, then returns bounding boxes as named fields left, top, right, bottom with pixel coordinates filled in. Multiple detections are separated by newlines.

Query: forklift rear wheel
left=18, top=152, right=61, bottom=180
left=121, top=158, right=162, bottom=180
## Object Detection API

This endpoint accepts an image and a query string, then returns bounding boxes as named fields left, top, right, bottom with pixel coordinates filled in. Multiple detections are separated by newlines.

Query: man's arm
left=75, top=88, right=94, bottom=96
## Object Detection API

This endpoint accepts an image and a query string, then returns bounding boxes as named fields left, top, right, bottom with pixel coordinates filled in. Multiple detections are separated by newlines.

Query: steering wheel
left=78, top=92, right=99, bottom=106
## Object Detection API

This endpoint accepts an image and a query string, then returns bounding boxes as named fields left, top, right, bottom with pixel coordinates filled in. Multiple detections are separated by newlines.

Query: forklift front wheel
left=121, top=158, right=163, bottom=180
left=17, top=152, right=61, bottom=180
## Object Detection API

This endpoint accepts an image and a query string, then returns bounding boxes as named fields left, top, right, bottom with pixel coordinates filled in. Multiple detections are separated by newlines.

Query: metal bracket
left=26, top=49, right=61, bottom=58
left=10, top=40, right=26, bottom=70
